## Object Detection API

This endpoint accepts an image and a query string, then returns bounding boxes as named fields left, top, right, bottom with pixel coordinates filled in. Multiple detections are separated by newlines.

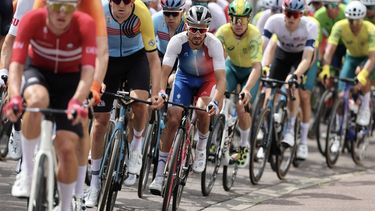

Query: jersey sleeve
left=208, top=35, right=225, bottom=71
left=251, top=29, right=263, bottom=64
left=11, top=11, right=35, bottom=64
left=8, top=0, right=34, bottom=36
left=79, top=15, right=97, bottom=67
left=304, top=20, right=319, bottom=51
left=368, top=23, right=375, bottom=52
left=328, top=21, right=342, bottom=46
left=138, top=1, right=157, bottom=52
left=215, top=25, right=225, bottom=44
left=262, top=15, right=276, bottom=47
left=163, top=35, right=181, bottom=67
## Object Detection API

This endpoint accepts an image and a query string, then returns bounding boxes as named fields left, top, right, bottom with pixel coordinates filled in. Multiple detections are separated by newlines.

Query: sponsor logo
left=148, top=39, right=156, bottom=47
left=86, top=47, right=96, bottom=54
left=11, top=18, right=19, bottom=27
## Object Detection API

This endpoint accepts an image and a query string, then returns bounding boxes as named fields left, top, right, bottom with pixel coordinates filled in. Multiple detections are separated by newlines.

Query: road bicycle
left=249, top=77, right=298, bottom=184
left=162, top=101, right=205, bottom=211
left=0, top=75, right=13, bottom=160
left=97, top=90, right=151, bottom=211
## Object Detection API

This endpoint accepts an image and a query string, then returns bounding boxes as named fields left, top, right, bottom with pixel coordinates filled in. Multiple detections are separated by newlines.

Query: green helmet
left=229, top=0, right=252, bottom=17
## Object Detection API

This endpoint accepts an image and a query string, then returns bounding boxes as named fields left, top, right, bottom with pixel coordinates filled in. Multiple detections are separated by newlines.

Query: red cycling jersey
left=11, top=8, right=96, bottom=73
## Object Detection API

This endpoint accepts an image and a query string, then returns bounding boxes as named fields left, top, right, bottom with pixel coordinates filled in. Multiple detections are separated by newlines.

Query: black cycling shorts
left=94, top=49, right=150, bottom=112
left=22, top=67, right=83, bottom=137
left=0, top=0, right=13, bottom=36
left=269, top=47, right=304, bottom=81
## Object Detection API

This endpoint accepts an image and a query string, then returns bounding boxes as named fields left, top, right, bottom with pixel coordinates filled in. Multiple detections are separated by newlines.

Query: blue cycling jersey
left=103, top=0, right=157, bottom=57
left=152, top=11, right=185, bottom=55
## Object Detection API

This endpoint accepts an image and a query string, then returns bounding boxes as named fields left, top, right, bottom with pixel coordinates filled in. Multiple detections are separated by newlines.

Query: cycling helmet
left=263, top=0, right=283, bottom=10
left=161, top=0, right=185, bottom=10
left=283, top=0, right=305, bottom=11
left=228, top=0, right=253, bottom=17
left=186, top=5, right=212, bottom=26
left=345, top=1, right=367, bottom=19
left=361, top=0, right=375, bottom=6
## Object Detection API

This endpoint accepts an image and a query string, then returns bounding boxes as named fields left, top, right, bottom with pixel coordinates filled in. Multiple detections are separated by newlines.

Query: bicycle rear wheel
left=201, top=114, right=224, bottom=196
left=138, top=114, right=159, bottom=198
left=98, top=130, right=121, bottom=211
left=275, top=100, right=296, bottom=179
left=162, top=128, right=184, bottom=211
left=351, top=125, right=370, bottom=166
left=0, top=88, right=11, bottom=159
left=249, top=108, right=270, bottom=185
left=325, top=99, right=344, bottom=168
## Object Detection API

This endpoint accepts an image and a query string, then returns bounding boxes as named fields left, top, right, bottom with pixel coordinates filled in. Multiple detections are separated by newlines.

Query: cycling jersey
left=329, top=20, right=375, bottom=57
left=10, top=0, right=107, bottom=37
left=216, top=23, right=262, bottom=68
left=152, top=11, right=185, bottom=55
left=103, top=0, right=157, bottom=57
left=163, top=32, right=225, bottom=76
left=252, top=10, right=264, bottom=26
left=11, top=8, right=97, bottom=73
left=256, top=9, right=272, bottom=33
left=263, top=14, right=319, bottom=53
left=207, top=2, right=227, bottom=33
left=314, top=3, right=346, bottom=37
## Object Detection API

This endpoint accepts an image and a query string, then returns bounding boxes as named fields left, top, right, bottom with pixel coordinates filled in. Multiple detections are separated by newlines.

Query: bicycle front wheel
left=162, top=128, right=184, bottom=211
left=325, top=99, right=344, bottom=168
left=29, top=154, right=49, bottom=211
left=315, top=90, right=334, bottom=156
left=98, top=129, right=121, bottom=211
left=222, top=120, right=239, bottom=191
left=201, top=114, right=224, bottom=196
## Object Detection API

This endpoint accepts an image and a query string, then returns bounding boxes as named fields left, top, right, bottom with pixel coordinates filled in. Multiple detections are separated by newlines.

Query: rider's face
left=230, top=16, right=248, bottom=36
left=47, top=2, right=77, bottom=31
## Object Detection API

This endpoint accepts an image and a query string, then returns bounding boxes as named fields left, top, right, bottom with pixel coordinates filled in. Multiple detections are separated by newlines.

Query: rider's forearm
left=93, top=36, right=108, bottom=84
left=295, top=49, right=314, bottom=77
left=73, top=66, right=94, bottom=103
left=243, top=62, right=261, bottom=91
left=364, top=51, right=375, bottom=74
left=147, top=51, right=162, bottom=96
left=8, top=62, right=23, bottom=97
left=213, top=70, right=226, bottom=103
left=323, top=43, right=337, bottom=66
left=0, top=34, right=16, bottom=69
left=160, top=64, right=173, bottom=91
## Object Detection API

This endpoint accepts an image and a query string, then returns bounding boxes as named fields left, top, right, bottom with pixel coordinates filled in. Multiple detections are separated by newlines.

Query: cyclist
left=315, top=0, right=346, bottom=71
left=149, top=5, right=226, bottom=195
left=262, top=0, right=318, bottom=148
left=308, top=0, right=323, bottom=12
left=256, top=0, right=283, bottom=32
left=85, top=0, right=164, bottom=207
left=321, top=1, right=375, bottom=140
left=215, top=0, right=262, bottom=167
left=3, top=1, right=96, bottom=211
left=0, top=0, right=13, bottom=60
left=361, top=0, right=375, bottom=24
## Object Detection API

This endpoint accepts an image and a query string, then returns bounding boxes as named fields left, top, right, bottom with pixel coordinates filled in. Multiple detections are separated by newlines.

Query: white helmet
left=263, top=0, right=283, bottom=9
left=345, top=1, right=367, bottom=20
left=361, top=0, right=375, bottom=6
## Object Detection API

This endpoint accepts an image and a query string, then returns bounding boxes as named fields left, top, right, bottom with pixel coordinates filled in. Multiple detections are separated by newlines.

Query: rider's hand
left=239, top=89, right=251, bottom=106
left=206, top=99, right=219, bottom=116
left=67, top=98, right=88, bottom=125
left=158, top=89, right=168, bottom=101
left=151, top=94, right=164, bottom=109
left=0, top=68, right=8, bottom=87
left=3, top=95, right=23, bottom=122
left=262, top=66, right=270, bottom=77
left=356, top=69, right=369, bottom=86
left=318, top=64, right=330, bottom=82
left=90, top=80, right=104, bottom=106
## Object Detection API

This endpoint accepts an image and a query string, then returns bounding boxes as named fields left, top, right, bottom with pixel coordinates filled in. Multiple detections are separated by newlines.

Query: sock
left=300, top=122, right=309, bottom=145
left=90, top=158, right=102, bottom=189
left=156, top=151, right=168, bottom=178
left=196, top=131, right=209, bottom=151
left=131, top=129, right=144, bottom=152
left=58, top=181, right=76, bottom=211
left=360, top=92, right=370, bottom=110
left=20, top=134, right=40, bottom=177
left=74, top=165, right=87, bottom=197
left=287, top=116, right=296, bottom=135
left=239, top=127, right=250, bottom=147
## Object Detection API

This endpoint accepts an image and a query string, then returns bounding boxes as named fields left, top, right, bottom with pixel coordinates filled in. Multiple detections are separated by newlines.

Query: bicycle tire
left=173, top=123, right=194, bottom=210
left=162, top=128, right=184, bottom=211
left=222, top=119, right=239, bottom=191
left=0, top=89, right=11, bottom=159
left=30, top=154, right=48, bottom=211
left=98, top=130, right=121, bottom=211
left=138, top=119, right=157, bottom=198
left=249, top=108, right=270, bottom=185
left=201, top=114, right=225, bottom=196
left=275, top=100, right=296, bottom=179
left=315, top=90, right=333, bottom=156
left=325, top=99, right=344, bottom=168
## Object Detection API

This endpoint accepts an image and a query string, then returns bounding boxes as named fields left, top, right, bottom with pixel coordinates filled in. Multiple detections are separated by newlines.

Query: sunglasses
left=188, top=27, right=208, bottom=34
left=324, top=3, right=338, bottom=9
left=47, top=2, right=77, bottom=13
left=163, top=11, right=180, bottom=17
left=112, top=0, right=132, bottom=5
left=284, top=10, right=302, bottom=19
left=230, top=16, right=249, bottom=25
